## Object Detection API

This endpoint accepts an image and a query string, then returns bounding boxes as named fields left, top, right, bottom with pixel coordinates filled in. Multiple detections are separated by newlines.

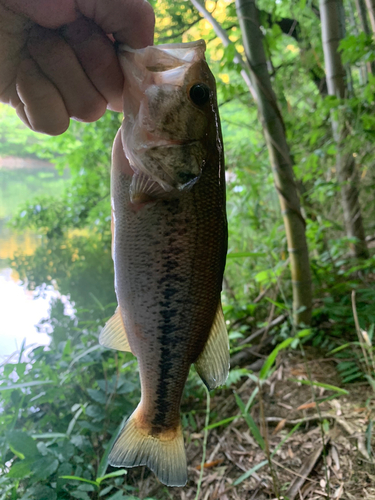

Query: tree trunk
left=235, top=0, right=313, bottom=325
left=354, top=0, right=375, bottom=75
left=356, top=0, right=371, bottom=32
left=320, top=0, right=369, bottom=259
left=365, top=0, right=375, bottom=33
left=348, top=0, right=368, bottom=84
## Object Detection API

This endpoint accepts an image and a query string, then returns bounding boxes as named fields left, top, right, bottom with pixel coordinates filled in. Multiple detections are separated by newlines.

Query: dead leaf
left=297, top=401, right=318, bottom=411
left=333, top=483, right=344, bottom=498
left=196, top=459, right=224, bottom=470
left=272, top=418, right=287, bottom=435
left=331, top=444, right=340, bottom=470
left=357, top=435, right=371, bottom=460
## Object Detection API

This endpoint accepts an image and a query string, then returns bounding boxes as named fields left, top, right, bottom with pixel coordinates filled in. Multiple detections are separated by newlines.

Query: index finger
left=4, top=0, right=155, bottom=47
left=77, top=0, right=155, bottom=48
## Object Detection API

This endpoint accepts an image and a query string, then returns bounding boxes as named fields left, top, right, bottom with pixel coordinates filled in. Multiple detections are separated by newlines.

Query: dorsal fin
left=194, top=302, right=230, bottom=390
left=99, top=307, right=132, bottom=353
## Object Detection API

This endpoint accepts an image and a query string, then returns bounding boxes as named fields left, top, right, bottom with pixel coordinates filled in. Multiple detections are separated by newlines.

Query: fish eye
left=189, top=83, right=210, bottom=106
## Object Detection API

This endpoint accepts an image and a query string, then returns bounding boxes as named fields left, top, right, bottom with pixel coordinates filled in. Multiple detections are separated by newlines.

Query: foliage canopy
left=1, top=0, right=375, bottom=498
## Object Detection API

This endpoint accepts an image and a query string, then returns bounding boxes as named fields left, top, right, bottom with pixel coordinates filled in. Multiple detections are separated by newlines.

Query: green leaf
left=20, top=485, right=57, bottom=500
left=68, top=345, right=102, bottom=370
left=327, top=343, right=353, bottom=354
left=233, top=459, right=268, bottom=485
left=71, top=492, right=91, bottom=500
left=288, top=379, right=349, bottom=395
left=366, top=420, right=373, bottom=456
left=97, top=417, right=127, bottom=479
left=259, top=338, right=294, bottom=379
left=97, top=470, right=127, bottom=484
left=31, top=433, right=67, bottom=439
left=60, top=476, right=99, bottom=488
left=234, top=392, right=265, bottom=450
left=0, top=380, right=53, bottom=391
left=87, top=388, right=107, bottom=404
left=7, top=431, right=39, bottom=459
left=259, top=330, right=311, bottom=380
left=265, top=297, right=288, bottom=310
left=77, top=483, right=96, bottom=492
left=7, top=459, right=34, bottom=479
left=107, top=492, right=132, bottom=500
left=365, top=375, right=375, bottom=392
left=271, top=422, right=302, bottom=457
left=86, top=404, right=106, bottom=421
left=204, top=416, right=238, bottom=430
left=31, top=457, right=59, bottom=481
left=99, top=485, right=114, bottom=497
left=67, top=404, right=87, bottom=437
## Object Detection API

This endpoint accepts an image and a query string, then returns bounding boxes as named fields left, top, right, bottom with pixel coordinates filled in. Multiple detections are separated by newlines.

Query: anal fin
left=194, top=301, right=230, bottom=390
left=99, top=307, right=132, bottom=353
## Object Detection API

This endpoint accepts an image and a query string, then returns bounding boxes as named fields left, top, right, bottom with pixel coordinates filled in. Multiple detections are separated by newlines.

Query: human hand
left=0, top=0, right=154, bottom=135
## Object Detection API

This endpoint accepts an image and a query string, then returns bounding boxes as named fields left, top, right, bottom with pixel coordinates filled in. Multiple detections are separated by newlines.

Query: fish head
left=119, top=40, right=219, bottom=198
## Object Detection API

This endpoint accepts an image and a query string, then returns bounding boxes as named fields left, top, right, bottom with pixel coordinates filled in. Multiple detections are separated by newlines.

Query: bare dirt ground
left=130, top=348, right=375, bottom=500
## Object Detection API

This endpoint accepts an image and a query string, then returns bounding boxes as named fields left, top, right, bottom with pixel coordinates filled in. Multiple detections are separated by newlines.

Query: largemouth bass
left=100, top=40, right=228, bottom=487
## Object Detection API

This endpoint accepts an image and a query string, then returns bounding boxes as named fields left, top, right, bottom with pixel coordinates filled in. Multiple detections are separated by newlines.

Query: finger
left=77, top=0, right=155, bottom=48
left=28, top=25, right=108, bottom=123
left=3, top=0, right=77, bottom=29
left=0, top=1, right=29, bottom=104
left=62, top=17, right=124, bottom=112
left=16, top=57, right=70, bottom=135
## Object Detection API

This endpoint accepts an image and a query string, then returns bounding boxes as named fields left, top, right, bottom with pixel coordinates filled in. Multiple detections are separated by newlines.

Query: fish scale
left=99, top=40, right=229, bottom=487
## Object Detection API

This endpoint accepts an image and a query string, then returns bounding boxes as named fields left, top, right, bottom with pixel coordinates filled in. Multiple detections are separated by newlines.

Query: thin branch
left=189, top=0, right=257, bottom=100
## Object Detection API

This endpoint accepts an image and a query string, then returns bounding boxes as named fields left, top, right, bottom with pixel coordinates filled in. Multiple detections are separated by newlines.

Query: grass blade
left=234, top=392, right=265, bottom=450
left=271, top=422, right=302, bottom=457
left=259, top=329, right=311, bottom=380
left=96, top=470, right=127, bottom=484
left=204, top=416, right=238, bottom=430
left=233, top=459, right=268, bottom=485
left=0, top=380, right=52, bottom=391
left=288, top=378, right=349, bottom=395
left=97, top=417, right=127, bottom=479
left=60, top=476, right=99, bottom=488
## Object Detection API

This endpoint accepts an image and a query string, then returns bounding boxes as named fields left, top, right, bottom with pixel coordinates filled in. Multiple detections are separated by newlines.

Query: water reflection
left=0, top=268, right=52, bottom=358
left=0, top=158, right=69, bottom=359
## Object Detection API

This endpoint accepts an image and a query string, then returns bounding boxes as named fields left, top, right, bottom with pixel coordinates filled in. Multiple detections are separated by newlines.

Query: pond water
left=0, top=158, right=69, bottom=360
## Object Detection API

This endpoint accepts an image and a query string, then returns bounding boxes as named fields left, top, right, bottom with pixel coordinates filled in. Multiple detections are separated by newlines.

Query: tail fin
left=108, top=408, right=187, bottom=487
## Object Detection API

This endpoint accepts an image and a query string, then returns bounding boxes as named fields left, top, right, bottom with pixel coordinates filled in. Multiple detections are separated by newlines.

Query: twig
left=188, top=0, right=256, bottom=100
left=352, top=290, right=371, bottom=375
left=284, top=443, right=326, bottom=500
left=258, top=380, right=281, bottom=498
left=239, top=315, right=287, bottom=345
left=194, top=386, right=211, bottom=500
left=299, top=344, right=331, bottom=499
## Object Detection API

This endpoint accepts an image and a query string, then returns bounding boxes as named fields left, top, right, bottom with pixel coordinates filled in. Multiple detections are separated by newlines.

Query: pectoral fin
left=194, top=302, right=230, bottom=390
left=99, top=307, right=132, bottom=353
left=130, top=172, right=171, bottom=203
